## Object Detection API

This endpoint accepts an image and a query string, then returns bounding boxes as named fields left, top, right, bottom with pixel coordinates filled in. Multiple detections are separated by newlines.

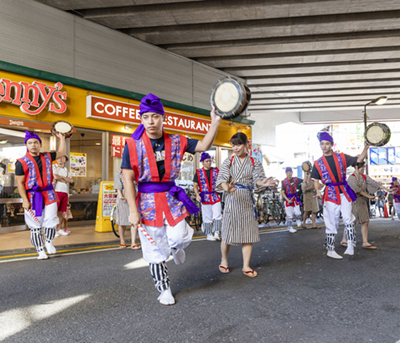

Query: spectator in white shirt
left=53, top=155, right=73, bottom=236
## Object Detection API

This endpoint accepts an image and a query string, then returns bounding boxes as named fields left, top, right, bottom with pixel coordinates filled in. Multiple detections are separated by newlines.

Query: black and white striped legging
left=30, top=228, right=44, bottom=252
left=149, top=262, right=170, bottom=292
left=44, top=227, right=56, bottom=243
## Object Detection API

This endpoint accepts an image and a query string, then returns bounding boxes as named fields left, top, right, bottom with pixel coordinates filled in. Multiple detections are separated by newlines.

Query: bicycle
left=110, top=204, right=120, bottom=238
left=184, top=188, right=202, bottom=231
left=255, top=190, right=284, bottom=225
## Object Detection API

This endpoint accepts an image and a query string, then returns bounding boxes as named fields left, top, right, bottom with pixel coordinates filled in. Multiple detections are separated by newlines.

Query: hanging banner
left=70, top=152, right=87, bottom=177
left=111, top=135, right=129, bottom=158
left=86, top=95, right=211, bottom=135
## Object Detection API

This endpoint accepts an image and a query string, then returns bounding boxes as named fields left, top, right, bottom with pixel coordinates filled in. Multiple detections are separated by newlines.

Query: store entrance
left=0, top=128, right=29, bottom=232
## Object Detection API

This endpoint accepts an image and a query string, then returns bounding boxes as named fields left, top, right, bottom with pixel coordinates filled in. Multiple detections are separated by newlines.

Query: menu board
left=387, top=147, right=396, bottom=165
left=369, top=148, right=378, bottom=165
left=70, top=152, right=87, bottom=177
left=101, top=182, right=117, bottom=217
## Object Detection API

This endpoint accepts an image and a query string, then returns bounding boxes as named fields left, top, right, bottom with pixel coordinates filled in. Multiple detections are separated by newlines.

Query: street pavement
left=0, top=218, right=399, bottom=343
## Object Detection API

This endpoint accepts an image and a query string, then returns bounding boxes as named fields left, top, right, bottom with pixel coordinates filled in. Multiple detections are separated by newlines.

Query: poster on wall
left=378, top=147, right=387, bottom=164
left=70, top=152, right=87, bottom=177
left=370, top=148, right=378, bottom=165
left=387, top=147, right=396, bottom=164
left=251, top=143, right=263, bottom=164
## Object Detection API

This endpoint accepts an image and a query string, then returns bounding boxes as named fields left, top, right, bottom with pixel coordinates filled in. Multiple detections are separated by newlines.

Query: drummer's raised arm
left=357, top=142, right=369, bottom=163
left=55, top=133, right=67, bottom=159
left=194, top=107, right=221, bottom=152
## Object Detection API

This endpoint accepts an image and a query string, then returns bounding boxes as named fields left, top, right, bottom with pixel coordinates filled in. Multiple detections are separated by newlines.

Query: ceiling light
left=372, top=96, right=388, bottom=105
left=124, top=124, right=133, bottom=130
left=0, top=140, right=8, bottom=144
left=230, top=122, right=235, bottom=127
left=34, top=129, right=42, bottom=132
left=96, top=143, right=101, bottom=145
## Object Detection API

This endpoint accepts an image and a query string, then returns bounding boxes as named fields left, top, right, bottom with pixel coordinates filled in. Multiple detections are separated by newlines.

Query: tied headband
left=285, top=167, right=292, bottom=173
left=317, top=131, right=334, bottom=143
left=200, top=152, right=211, bottom=162
left=24, top=131, right=42, bottom=144
left=132, top=93, right=165, bottom=140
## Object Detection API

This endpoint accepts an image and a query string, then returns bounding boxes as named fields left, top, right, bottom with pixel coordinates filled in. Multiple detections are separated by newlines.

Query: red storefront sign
left=111, top=135, right=129, bottom=158
left=86, top=95, right=211, bottom=135
left=0, top=78, right=67, bottom=115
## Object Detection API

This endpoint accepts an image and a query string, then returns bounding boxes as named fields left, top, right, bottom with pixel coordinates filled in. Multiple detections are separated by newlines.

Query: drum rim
left=365, top=122, right=391, bottom=146
left=302, top=160, right=312, bottom=172
left=51, top=120, right=74, bottom=137
left=210, top=77, right=248, bottom=119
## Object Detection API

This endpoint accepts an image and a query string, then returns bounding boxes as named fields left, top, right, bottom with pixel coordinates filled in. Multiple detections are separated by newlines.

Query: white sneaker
left=327, top=250, right=343, bottom=259
left=213, top=232, right=221, bottom=241
left=171, top=248, right=185, bottom=265
left=45, top=241, right=57, bottom=254
left=296, top=220, right=302, bottom=227
left=55, top=231, right=60, bottom=237
left=207, top=234, right=216, bottom=241
left=157, top=288, right=175, bottom=305
left=37, top=251, right=48, bottom=260
left=344, top=244, right=354, bottom=256
left=288, top=227, right=297, bottom=233
left=58, top=229, right=69, bottom=236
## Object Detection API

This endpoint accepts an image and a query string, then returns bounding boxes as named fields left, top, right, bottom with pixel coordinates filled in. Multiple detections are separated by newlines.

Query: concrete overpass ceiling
left=34, top=0, right=400, bottom=114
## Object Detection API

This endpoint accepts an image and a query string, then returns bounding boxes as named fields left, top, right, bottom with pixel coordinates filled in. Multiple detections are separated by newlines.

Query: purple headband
left=132, top=93, right=165, bottom=140
left=318, top=132, right=334, bottom=143
left=24, top=131, right=42, bottom=144
left=285, top=167, right=292, bottom=173
left=200, top=152, right=211, bottom=162
left=391, top=177, right=398, bottom=186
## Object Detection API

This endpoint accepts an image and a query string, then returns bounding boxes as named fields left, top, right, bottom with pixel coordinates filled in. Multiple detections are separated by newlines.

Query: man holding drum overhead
left=15, top=131, right=66, bottom=260
left=281, top=167, right=303, bottom=233
left=311, top=132, right=368, bottom=259
left=122, top=93, right=221, bottom=306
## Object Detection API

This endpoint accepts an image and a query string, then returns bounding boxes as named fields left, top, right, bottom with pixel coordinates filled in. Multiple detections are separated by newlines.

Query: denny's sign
left=86, top=95, right=211, bottom=135
left=0, top=78, right=67, bottom=115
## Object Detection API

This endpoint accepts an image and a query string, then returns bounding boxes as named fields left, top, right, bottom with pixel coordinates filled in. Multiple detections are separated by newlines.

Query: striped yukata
left=216, top=155, right=266, bottom=246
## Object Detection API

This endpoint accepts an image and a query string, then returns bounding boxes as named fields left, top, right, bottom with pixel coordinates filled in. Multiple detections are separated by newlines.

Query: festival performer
left=216, top=133, right=278, bottom=278
left=341, top=161, right=392, bottom=250
left=389, top=177, right=400, bottom=221
left=15, top=131, right=66, bottom=260
left=122, top=93, right=221, bottom=306
left=193, top=152, right=222, bottom=241
left=311, top=132, right=368, bottom=259
left=281, top=167, right=303, bottom=233
left=301, top=172, right=320, bottom=229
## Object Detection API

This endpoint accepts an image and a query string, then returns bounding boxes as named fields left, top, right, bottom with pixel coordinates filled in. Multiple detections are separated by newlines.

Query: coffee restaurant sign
left=0, top=78, right=67, bottom=115
left=86, top=95, right=211, bottom=135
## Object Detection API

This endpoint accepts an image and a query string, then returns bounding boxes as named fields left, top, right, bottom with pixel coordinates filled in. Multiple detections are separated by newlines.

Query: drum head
left=365, top=122, right=391, bottom=147
left=302, top=161, right=312, bottom=172
left=210, top=77, right=250, bottom=119
left=51, top=120, right=74, bottom=138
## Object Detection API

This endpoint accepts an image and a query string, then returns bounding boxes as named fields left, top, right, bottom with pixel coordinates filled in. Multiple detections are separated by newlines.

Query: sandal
left=119, top=244, right=126, bottom=248
left=310, top=226, right=320, bottom=229
left=131, top=244, right=141, bottom=250
left=362, top=244, right=377, bottom=250
left=218, top=265, right=230, bottom=274
left=243, top=269, right=258, bottom=278
left=302, top=225, right=307, bottom=229
left=340, top=241, right=348, bottom=247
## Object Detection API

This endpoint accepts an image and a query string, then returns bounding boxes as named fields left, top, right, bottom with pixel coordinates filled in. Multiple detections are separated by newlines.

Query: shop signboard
left=70, top=152, right=87, bottom=177
left=370, top=148, right=378, bottom=165
left=369, top=165, right=400, bottom=176
left=387, top=147, right=396, bottom=164
left=0, top=77, right=67, bottom=115
left=95, top=181, right=117, bottom=232
left=86, top=95, right=211, bottom=135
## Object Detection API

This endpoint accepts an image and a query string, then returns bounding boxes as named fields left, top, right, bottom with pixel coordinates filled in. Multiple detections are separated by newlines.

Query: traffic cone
left=384, top=203, right=389, bottom=218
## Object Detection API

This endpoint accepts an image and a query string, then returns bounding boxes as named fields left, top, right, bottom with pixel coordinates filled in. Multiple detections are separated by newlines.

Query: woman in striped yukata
left=216, top=133, right=278, bottom=278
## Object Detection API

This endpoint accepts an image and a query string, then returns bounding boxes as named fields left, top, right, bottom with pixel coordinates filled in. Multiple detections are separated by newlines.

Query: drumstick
left=27, top=209, right=40, bottom=225
left=138, top=224, right=156, bottom=245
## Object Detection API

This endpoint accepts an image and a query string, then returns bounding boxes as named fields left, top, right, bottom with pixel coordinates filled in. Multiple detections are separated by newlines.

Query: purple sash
left=394, top=194, right=400, bottom=201
left=326, top=181, right=357, bottom=202
left=138, top=181, right=200, bottom=214
left=27, top=185, right=54, bottom=217
left=286, top=193, right=302, bottom=206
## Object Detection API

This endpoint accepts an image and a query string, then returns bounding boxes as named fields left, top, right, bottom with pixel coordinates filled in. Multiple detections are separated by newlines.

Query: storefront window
left=221, top=147, right=233, bottom=164
left=69, top=129, right=102, bottom=195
